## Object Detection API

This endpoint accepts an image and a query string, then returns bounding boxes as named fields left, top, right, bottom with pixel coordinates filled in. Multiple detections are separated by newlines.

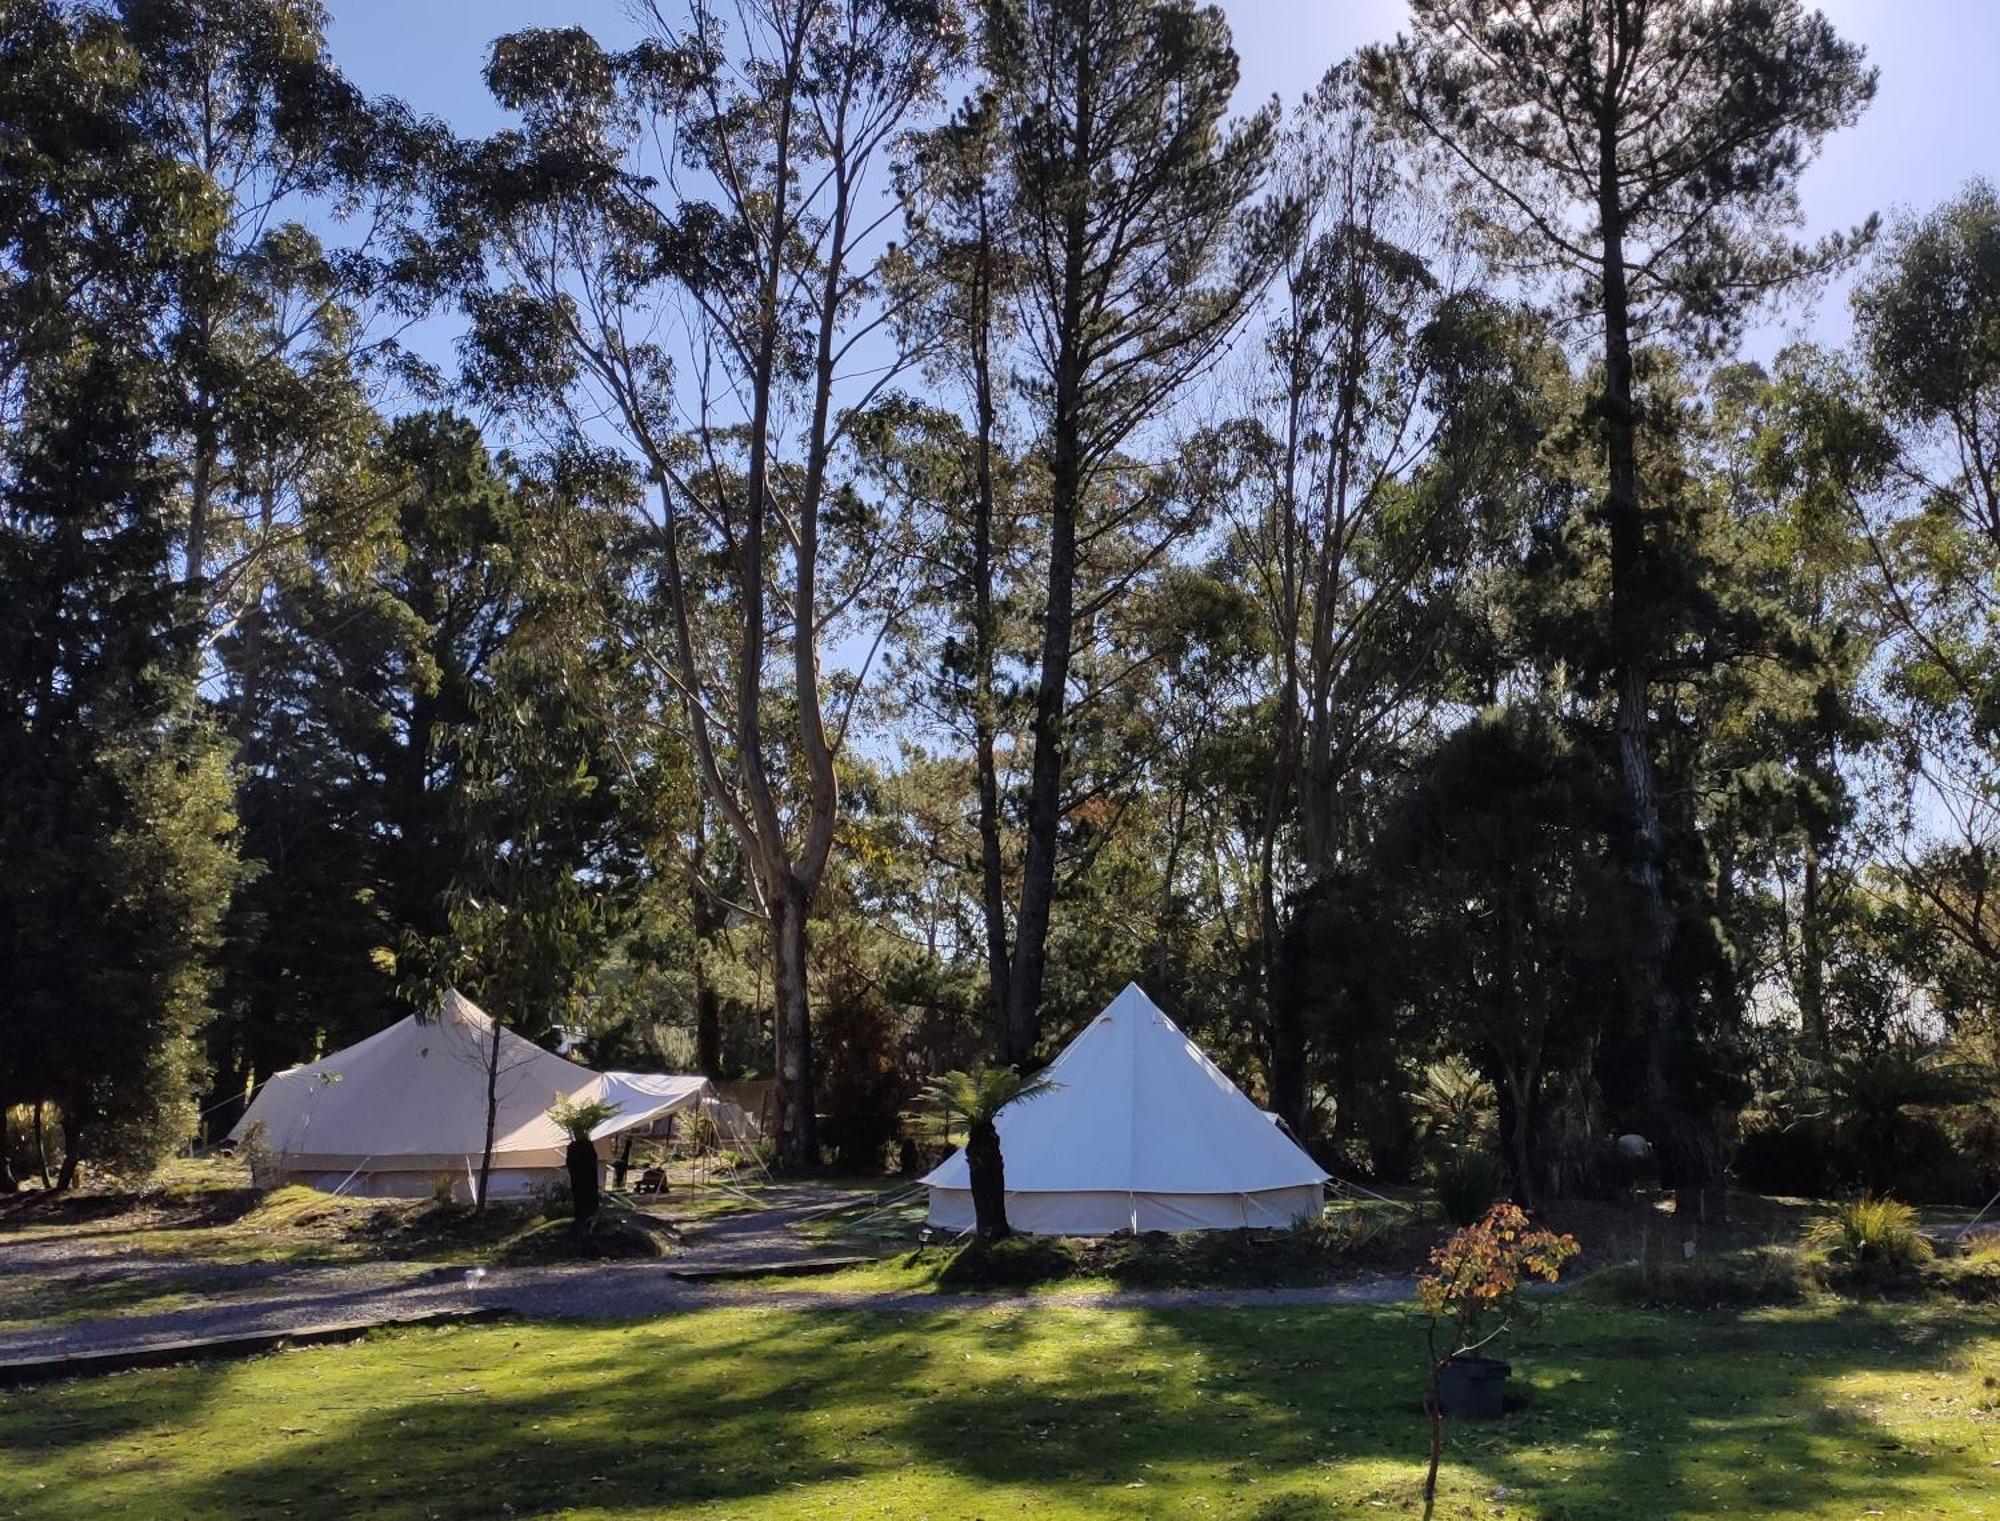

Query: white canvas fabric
left=591, top=1072, right=714, bottom=1137
left=921, top=983, right=1328, bottom=1235
left=231, top=991, right=609, bottom=1199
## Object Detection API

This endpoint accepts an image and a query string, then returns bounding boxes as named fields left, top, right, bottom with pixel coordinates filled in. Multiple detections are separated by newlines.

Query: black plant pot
left=1437, top=1354, right=1511, bottom=1420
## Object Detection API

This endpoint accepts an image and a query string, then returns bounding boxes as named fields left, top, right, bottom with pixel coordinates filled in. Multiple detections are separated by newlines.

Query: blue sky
left=326, top=0, right=1998, bottom=357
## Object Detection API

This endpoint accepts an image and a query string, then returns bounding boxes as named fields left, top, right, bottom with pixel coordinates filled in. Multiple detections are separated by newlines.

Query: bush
left=1804, top=1195, right=1934, bottom=1270
left=1429, top=1149, right=1505, bottom=1226
left=1574, top=1247, right=1813, bottom=1309
left=1928, top=1234, right=2000, bottom=1303
left=1732, top=1116, right=1837, bottom=1197
left=531, top=1178, right=573, bottom=1222
left=937, top=1235, right=1081, bottom=1288
left=932, top=1210, right=1409, bottom=1291
left=238, top=1121, right=279, bottom=1191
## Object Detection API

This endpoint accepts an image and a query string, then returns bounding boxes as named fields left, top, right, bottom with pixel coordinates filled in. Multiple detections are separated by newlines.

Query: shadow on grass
left=4, top=1299, right=1996, bottom=1518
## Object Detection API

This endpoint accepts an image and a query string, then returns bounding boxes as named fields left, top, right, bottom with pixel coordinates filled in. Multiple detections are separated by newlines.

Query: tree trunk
left=202, top=1049, right=253, bottom=1145
left=1597, top=140, right=1718, bottom=1213
left=1000, top=39, right=1095, bottom=1069
left=1269, top=1000, right=1309, bottom=1142
left=1800, top=839, right=1828, bottom=1056
left=689, top=828, right=726, bottom=1079
left=966, top=1115, right=1010, bottom=1241
left=475, top=1016, right=502, bottom=1212
left=55, top=1109, right=81, bottom=1191
left=770, top=882, right=818, bottom=1172
left=1002, top=456, right=1077, bottom=1066
left=566, top=1135, right=601, bottom=1226
left=968, top=192, right=1013, bottom=1040
left=33, top=1100, right=53, bottom=1190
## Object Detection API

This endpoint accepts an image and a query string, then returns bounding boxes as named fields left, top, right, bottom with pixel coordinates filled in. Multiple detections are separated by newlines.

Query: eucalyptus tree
left=974, top=0, right=1275, bottom=1066
left=451, top=1, right=962, bottom=1167
left=1226, top=63, right=1560, bottom=1129
left=896, top=98, right=1031, bottom=1044
left=1848, top=184, right=2000, bottom=978
left=1366, top=0, right=1875, bottom=1209
left=105, top=0, right=439, bottom=640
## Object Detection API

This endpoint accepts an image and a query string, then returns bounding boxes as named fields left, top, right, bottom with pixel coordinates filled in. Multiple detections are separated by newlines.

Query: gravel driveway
left=0, top=1186, right=1421, bottom=1365
left=0, top=1260, right=1421, bottom=1363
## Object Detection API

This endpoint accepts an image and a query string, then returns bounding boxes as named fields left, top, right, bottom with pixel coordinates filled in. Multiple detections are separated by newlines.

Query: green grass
left=4, top=1298, right=1998, bottom=1518
left=0, top=1161, right=685, bottom=1268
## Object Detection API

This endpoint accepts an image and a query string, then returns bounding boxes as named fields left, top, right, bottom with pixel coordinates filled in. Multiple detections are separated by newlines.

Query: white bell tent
left=922, top=983, right=1328, bottom=1235
left=227, top=991, right=727, bottom=1201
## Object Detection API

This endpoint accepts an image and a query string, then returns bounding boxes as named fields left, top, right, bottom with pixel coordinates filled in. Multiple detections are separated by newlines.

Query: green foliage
left=815, top=942, right=915, bottom=1173
left=1428, top=1150, right=1506, bottom=1229
left=1416, top=1202, right=1579, bottom=1361
left=1811, top=1048, right=1986, bottom=1194
left=934, top=1234, right=1082, bottom=1288
left=915, top=1066, right=1060, bottom=1135
left=546, top=1095, right=621, bottom=1144
left=1804, top=1195, right=1935, bottom=1271
left=933, top=1210, right=1402, bottom=1292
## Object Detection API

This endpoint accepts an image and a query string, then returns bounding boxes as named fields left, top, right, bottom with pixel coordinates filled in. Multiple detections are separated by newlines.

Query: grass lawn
left=4, top=1299, right=1999, bottom=1519
left=0, top=1158, right=727, bottom=1268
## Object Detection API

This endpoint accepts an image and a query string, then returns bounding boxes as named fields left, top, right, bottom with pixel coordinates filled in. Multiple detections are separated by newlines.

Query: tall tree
left=0, top=351, right=238, bottom=1185
left=1231, top=64, right=1559, bottom=1129
left=1848, top=184, right=2000, bottom=978
left=112, top=0, right=437, bottom=628
left=452, top=1, right=961, bottom=1167
left=978, top=0, right=1273, bottom=1065
left=1367, top=0, right=1875, bottom=1210
left=0, top=1, right=241, bottom=1183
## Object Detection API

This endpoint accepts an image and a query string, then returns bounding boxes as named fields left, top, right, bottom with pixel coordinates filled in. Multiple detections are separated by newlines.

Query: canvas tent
left=227, top=992, right=732, bottom=1201
left=922, top=983, right=1328, bottom=1235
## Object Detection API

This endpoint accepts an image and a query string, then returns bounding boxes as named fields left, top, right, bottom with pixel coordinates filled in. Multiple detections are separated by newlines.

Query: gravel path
left=0, top=1188, right=1419, bottom=1364
left=0, top=1261, right=1421, bottom=1362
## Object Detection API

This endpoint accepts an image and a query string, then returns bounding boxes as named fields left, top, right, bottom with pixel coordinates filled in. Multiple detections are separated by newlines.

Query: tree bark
left=770, top=880, right=818, bottom=1171
left=1800, top=838, right=1828, bottom=1056
left=33, top=1100, right=52, bottom=1190
left=55, top=1108, right=81, bottom=1191
left=566, top=1135, right=601, bottom=1226
left=1001, top=39, right=1095, bottom=1068
left=475, top=1015, right=501, bottom=1212
left=968, top=197, right=1013, bottom=1038
left=689, top=818, right=725, bottom=1079
left=967, top=1115, right=1010, bottom=1240
left=1596, top=123, right=1717, bottom=1214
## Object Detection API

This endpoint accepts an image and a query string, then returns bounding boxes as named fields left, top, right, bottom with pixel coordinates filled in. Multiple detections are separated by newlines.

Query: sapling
left=1415, top=1203, right=1578, bottom=1517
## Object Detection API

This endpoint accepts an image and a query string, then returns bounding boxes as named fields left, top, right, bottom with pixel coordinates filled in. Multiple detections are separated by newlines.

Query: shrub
left=531, top=1178, right=574, bottom=1222
left=1804, top=1195, right=1934, bottom=1270
left=1429, top=1149, right=1504, bottom=1226
left=1732, top=1116, right=1837, bottom=1197
left=1928, top=1242, right=2000, bottom=1303
left=1417, top=1204, right=1579, bottom=1513
left=238, top=1121, right=279, bottom=1191
left=937, top=1235, right=1080, bottom=1288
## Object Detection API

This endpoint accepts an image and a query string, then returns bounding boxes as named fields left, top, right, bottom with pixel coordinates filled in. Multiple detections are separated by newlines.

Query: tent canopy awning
left=588, top=1072, right=715, bottom=1139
